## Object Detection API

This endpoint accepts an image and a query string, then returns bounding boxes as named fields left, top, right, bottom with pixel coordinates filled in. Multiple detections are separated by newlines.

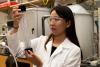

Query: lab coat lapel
left=50, top=38, right=70, bottom=60
left=46, top=41, right=52, bottom=57
left=50, top=43, right=63, bottom=60
left=46, top=38, right=71, bottom=61
left=46, top=40, right=63, bottom=59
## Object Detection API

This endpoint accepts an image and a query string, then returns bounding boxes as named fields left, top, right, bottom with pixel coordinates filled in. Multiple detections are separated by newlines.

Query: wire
left=1, top=42, right=18, bottom=67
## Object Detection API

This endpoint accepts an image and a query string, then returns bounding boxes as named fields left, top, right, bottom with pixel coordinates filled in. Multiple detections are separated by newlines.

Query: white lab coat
left=7, top=31, right=81, bottom=67
left=30, top=35, right=81, bottom=67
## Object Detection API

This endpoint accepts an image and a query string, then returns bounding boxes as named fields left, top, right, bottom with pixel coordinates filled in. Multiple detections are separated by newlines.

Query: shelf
left=0, top=55, right=8, bottom=67
left=0, top=0, right=50, bottom=11
left=0, top=1, right=17, bottom=11
left=0, top=0, right=54, bottom=12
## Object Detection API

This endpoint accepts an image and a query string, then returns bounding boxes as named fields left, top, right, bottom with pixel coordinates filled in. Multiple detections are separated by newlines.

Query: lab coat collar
left=46, top=38, right=72, bottom=60
left=51, top=38, right=72, bottom=57
left=61, top=38, right=73, bottom=49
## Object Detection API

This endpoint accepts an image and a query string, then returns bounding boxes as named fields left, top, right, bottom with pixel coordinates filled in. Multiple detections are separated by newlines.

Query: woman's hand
left=11, top=5, right=23, bottom=29
left=25, top=50, right=43, bottom=67
left=9, top=6, right=23, bottom=35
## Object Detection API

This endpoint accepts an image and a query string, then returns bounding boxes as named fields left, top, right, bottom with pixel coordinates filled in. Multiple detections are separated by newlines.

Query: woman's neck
left=52, top=33, right=66, bottom=47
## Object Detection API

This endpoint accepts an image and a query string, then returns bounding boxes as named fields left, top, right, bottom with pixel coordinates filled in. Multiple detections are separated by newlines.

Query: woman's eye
left=49, top=18, right=59, bottom=21
left=54, top=18, right=60, bottom=21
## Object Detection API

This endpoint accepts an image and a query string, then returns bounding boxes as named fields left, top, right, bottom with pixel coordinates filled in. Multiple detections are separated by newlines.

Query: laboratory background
left=0, top=0, right=100, bottom=67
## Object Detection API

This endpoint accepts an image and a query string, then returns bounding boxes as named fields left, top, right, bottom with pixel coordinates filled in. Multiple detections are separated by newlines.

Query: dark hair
left=54, top=5, right=80, bottom=46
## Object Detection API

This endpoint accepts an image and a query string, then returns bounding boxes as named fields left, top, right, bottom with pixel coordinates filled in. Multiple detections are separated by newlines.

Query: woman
left=8, top=5, right=81, bottom=67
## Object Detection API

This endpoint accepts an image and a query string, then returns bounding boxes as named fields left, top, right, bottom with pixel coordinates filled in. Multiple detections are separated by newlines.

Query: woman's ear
left=66, top=21, right=71, bottom=28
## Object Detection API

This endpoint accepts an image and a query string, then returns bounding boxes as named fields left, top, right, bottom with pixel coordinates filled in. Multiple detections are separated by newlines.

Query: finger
left=11, top=5, right=20, bottom=14
left=24, top=51, right=30, bottom=57
left=12, top=9, right=21, bottom=17
left=12, top=8, right=21, bottom=12
left=26, top=50, right=35, bottom=56
left=28, top=50, right=33, bottom=54
left=13, top=13, right=22, bottom=18
left=24, top=51, right=27, bottom=54
left=12, top=12, right=23, bottom=23
left=13, top=16, right=21, bottom=23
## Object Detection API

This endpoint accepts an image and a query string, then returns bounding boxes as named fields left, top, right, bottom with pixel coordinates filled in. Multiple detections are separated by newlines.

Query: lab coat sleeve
left=6, top=30, right=19, bottom=55
left=30, top=35, right=46, bottom=52
left=63, top=47, right=81, bottom=67
left=30, top=38, right=38, bottom=52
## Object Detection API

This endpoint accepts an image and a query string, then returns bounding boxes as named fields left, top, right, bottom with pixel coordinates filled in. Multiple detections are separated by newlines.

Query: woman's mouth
left=51, top=28, right=56, bottom=32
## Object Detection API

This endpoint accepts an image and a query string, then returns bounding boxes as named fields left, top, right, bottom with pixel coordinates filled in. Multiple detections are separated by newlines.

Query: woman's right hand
left=11, top=6, right=23, bottom=29
left=25, top=50, right=43, bottom=67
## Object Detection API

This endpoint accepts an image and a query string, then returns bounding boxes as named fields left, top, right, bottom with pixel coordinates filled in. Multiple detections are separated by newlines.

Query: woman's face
left=49, top=10, right=70, bottom=36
